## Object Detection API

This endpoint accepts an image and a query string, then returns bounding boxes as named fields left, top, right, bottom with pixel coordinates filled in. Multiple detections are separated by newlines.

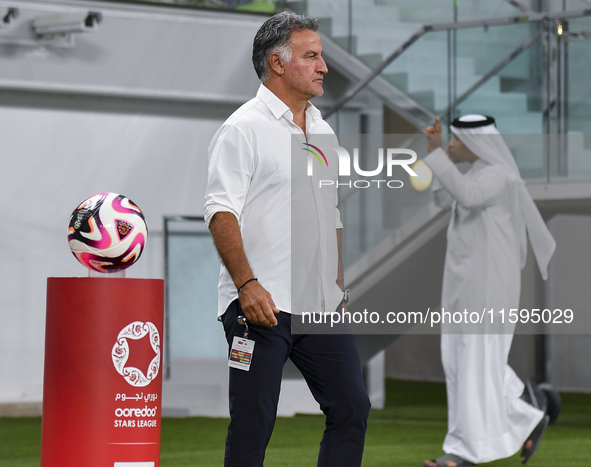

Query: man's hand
left=238, top=280, right=280, bottom=327
left=444, top=141, right=455, bottom=163
left=209, top=212, right=279, bottom=327
left=422, top=117, right=442, bottom=154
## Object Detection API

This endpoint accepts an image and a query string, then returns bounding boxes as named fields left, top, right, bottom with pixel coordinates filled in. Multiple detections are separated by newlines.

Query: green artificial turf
left=1, top=379, right=590, bottom=466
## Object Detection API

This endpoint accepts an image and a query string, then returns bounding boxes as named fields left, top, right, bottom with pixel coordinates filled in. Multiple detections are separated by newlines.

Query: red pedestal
left=41, top=277, right=165, bottom=467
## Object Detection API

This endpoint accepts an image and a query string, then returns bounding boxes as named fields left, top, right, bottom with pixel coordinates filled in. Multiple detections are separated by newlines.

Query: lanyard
left=236, top=315, right=249, bottom=339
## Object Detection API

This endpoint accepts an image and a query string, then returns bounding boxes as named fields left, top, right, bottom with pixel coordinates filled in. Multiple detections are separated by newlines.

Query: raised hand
left=423, top=117, right=442, bottom=154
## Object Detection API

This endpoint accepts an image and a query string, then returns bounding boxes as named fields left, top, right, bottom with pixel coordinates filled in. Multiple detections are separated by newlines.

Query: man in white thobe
left=421, top=115, right=556, bottom=467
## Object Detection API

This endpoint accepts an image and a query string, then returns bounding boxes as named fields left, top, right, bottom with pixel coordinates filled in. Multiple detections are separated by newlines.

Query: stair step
left=382, top=72, right=409, bottom=92
left=317, top=17, right=333, bottom=38
left=286, top=0, right=307, bottom=15
left=409, top=90, right=435, bottom=110
left=162, top=382, right=228, bottom=417
left=333, top=35, right=357, bottom=55
left=357, top=53, right=383, bottom=69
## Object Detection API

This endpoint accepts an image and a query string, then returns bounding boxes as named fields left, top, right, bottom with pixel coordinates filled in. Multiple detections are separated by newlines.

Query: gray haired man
left=204, top=11, right=370, bottom=467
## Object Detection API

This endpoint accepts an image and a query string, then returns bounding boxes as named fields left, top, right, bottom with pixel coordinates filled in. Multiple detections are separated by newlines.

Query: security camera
left=32, top=11, right=102, bottom=37
left=0, top=7, right=18, bottom=28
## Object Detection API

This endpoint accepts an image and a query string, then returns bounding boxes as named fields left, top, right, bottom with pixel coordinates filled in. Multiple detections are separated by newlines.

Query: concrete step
left=409, top=90, right=435, bottom=110
left=163, top=381, right=228, bottom=417
left=0, top=401, right=42, bottom=417
left=317, top=16, right=333, bottom=37
left=332, top=35, right=357, bottom=55
left=383, top=72, right=408, bottom=92
left=357, top=52, right=383, bottom=69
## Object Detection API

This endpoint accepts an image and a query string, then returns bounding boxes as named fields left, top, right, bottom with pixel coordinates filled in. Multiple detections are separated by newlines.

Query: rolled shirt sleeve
left=204, top=124, right=255, bottom=227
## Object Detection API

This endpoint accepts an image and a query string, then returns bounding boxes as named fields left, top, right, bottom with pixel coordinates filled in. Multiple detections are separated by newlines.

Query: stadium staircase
left=294, top=0, right=545, bottom=134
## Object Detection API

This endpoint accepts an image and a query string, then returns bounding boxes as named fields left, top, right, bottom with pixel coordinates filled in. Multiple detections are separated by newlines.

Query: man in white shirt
left=421, top=116, right=555, bottom=467
left=204, top=12, right=370, bottom=467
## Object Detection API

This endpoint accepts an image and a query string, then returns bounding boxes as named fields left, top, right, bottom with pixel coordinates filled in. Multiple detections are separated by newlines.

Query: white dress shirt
left=204, top=84, right=343, bottom=318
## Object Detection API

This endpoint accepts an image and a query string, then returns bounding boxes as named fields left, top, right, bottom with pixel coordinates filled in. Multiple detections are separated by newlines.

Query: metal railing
left=325, top=7, right=591, bottom=121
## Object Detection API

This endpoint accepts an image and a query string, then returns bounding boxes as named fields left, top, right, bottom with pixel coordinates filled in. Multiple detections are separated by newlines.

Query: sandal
left=422, top=453, right=476, bottom=467
left=521, top=414, right=550, bottom=464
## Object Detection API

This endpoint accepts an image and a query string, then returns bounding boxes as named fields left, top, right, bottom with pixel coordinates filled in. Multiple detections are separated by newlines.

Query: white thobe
left=424, top=148, right=544, bottom=464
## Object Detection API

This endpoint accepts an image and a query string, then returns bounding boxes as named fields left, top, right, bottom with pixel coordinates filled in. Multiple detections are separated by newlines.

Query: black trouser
left=222, top=299, right=370, bottom=467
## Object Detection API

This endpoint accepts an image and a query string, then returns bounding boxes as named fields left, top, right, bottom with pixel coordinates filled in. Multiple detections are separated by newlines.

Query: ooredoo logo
left=112, top=321, right=160, bottom=387
left=115, top=406, right=157, bottom=418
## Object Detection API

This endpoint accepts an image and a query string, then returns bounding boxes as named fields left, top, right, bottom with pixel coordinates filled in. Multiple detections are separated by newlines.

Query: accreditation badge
left=228, top=336, right=255, bottom=371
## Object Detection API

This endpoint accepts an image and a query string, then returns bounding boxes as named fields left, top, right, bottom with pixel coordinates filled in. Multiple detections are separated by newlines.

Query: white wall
left=0, top=0, right=264, bottom=403
left=0, top=0, right=264, bottom=103
left=547, top=214, right=591, bottom=391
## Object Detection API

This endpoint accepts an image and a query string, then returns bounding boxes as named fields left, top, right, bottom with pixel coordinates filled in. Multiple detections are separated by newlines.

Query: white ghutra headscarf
left=451, top=114, right=556, bottom=280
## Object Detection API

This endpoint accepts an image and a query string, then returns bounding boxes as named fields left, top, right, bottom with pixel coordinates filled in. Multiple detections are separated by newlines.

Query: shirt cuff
left=335, top=207, right=343, bottom=230
left=204, top=203, right=240, bottom=228
left=424, top=147, right=455, bottom=177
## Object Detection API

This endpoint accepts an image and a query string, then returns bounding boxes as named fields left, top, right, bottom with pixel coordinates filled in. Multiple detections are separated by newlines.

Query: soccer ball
left=68, top=192, right=148, bottom=273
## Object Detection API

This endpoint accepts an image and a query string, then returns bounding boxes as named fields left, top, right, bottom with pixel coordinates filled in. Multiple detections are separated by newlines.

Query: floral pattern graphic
left=111, top=321, right=160, bottom=387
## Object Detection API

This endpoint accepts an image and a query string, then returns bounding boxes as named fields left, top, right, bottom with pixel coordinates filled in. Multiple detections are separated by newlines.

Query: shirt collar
left=256, top=84, right=322, bottom=123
